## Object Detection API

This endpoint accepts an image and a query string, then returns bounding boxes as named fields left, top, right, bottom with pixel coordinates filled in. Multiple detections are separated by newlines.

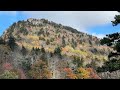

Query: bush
left=73, top=56, right=83, bottom=67
left=0, top=70, right=19, bottom=79
left=62, top=36, right=66, bottom=47
left=97, top=58, right=120, bottom=72
left=50, top=38, right=54, bottom=42
left=22, top=59, right=31, bottom=71
left=46, top=39, right=50, bottom=45
left=41, top=46, right=45, bottom=53
left=0, top=37, right=5, bottom=44
left=37, top=29, right=44, bottom=36
left=54, top=46, right=62, bottom=58
left=19, top=27, right=28, bottom=35
left=28, top=60, right=51, bottom=79
left=21, top=45, right=27, bottom=56
left=7, top=36, right=17, bottom=51
left=39, top=37, right=45, bottom=41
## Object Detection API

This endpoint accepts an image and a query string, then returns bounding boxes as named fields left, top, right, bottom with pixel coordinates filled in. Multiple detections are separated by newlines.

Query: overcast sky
left=0, top=11, right=120, bottom=38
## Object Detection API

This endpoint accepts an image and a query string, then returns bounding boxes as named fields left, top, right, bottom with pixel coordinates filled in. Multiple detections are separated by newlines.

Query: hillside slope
left=0, top=18, right=112, bottom=79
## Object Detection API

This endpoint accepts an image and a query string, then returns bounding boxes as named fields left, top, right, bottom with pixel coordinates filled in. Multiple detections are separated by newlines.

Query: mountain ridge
left=0, top=18, right=112, bottom=79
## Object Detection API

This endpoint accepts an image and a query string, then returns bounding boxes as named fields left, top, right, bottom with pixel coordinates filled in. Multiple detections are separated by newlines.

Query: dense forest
left=0, top=12, right=119, bottom=79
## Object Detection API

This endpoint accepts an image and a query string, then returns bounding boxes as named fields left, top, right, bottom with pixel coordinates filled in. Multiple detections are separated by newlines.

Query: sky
left=0, top=11, right=120, bottom=38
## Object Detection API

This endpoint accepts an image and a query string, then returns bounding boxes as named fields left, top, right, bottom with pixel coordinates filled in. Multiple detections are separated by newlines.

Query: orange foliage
left=63, top=68, right=77, bottom=79
left=76, top=68, right=101, bottom=79
left=63, top=67, right=100, bottom=79
left=62, top=47, right=69, bottom=52
left=86, top=68, right=101, bottom=79
left=29, top=60, right=52, bottom=79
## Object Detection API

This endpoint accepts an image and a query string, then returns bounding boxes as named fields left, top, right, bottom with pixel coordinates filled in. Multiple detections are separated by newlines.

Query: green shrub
left=0, top=70, right=19, bottom=79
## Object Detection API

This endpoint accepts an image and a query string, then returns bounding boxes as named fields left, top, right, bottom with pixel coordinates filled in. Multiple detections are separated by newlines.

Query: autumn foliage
left=1, top=63, right=27, bottom=79
left=63, top=67, right=101, bottom=79
left=3, top=63, right=13, bottom=70
left=63, top=68, right=77, bottom=79
left=28, top=60, right=52, bottom=79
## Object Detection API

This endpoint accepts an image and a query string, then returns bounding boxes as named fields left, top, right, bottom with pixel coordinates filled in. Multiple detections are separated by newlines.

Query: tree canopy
left=97, top=11, right=120, bottom=72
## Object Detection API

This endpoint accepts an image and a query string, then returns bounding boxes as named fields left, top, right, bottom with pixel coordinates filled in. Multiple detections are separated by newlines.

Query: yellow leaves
left=73, top=50, right=88, bottom=56
left=75, top=67, right=101, bottom=79
left=21, top=42, right=32, bottom=49
left=26, top=35, right=39, bottom=41
left=61, top=45, right=89, bottom=60
left=21, top=40, right=40, bottom=50
left=76, top=67, right=90, bottom=79
left=61, top=45, right=74, bottom=53
left=46, top=48, right=54, bottom=53
left=92, top=55, right=108, bottom=62
left=65, top=45, right=74, bottom=51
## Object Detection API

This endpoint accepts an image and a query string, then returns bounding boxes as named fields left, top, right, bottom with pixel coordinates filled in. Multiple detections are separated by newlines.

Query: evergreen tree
left=71, top=38, right=77, bottom=49
left=32, top=47, right=35, bottom=51
left=97, top=12, right=120, bottom=72
left=41, top=46, right=45, bottom=53
left=111, top=13, right=120, bottom=26
left=46, top=39, right=50, bottom=45
left=7, top=35, right=16, bottom=51
left=21, top=45, right=27, bottom=56
left=54, top=46, right=62, bottom=59
left=62, top=35, right=66, bottom=47
left=0, top=37, right=5, bottom=44
left=73, top=56, right=83, bottom=67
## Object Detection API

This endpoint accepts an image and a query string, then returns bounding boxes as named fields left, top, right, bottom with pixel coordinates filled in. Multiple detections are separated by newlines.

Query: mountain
left=0, top=18, right=112, bottom=79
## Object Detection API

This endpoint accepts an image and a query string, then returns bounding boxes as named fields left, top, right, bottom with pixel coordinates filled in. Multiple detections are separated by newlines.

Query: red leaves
left=64, top=68, right=72, bottom=73
left=2, top=63, right=13, bottom=70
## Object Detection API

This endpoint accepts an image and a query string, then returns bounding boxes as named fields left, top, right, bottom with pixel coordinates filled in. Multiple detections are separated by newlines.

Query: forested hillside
left=0, top=18, right=112, bottom=79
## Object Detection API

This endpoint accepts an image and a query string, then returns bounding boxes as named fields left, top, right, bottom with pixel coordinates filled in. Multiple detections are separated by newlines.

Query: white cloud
left=91, top=33, right=105, bottom=39
left=21, top=11, right=119, bottom=37
left=0, top=11, right=17, bottom=16
left=22, top=11, right=119, bottom=28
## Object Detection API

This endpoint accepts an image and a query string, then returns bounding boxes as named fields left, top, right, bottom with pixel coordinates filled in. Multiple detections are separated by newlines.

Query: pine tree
left=41, top=46, right=45, bottom=53
left=46, top=39, right=50, bottom=45
left=7, top=35, right=16, bottom=51
left=0, top=37, right=5, bottom=44
left=97, top=12, right=120, bottom=72
left=54, top=46, right=62, bottom=58
left=21, top=45, right=27, bottom=56
left=62, top=35, right=66, bottom=47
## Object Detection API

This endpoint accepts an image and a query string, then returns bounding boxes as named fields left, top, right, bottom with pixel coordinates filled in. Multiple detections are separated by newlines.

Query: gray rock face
left=98, top=70, right=120, bottom=79
left=27, top=18, right=43, bottom=25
